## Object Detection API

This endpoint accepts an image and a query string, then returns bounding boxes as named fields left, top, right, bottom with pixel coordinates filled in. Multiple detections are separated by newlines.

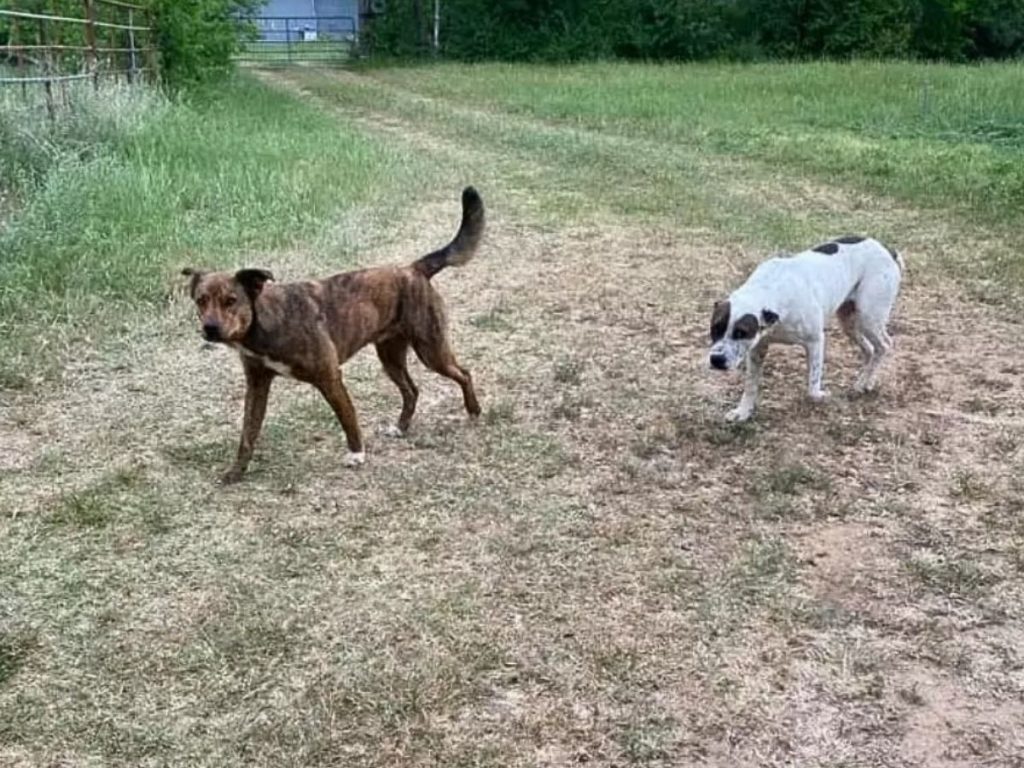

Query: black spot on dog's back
left=881, top=241, right=899, bottom=263
left=813, top=242, right=840, bottom=255
left=835, top=235, right=866, bottom=245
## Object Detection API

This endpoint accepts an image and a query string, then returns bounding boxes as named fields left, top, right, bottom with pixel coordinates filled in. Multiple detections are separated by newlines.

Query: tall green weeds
left=0, top=76, right=396, bottom=388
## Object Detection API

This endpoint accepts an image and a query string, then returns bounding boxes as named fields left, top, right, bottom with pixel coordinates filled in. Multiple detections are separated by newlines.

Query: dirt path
left=2, top=69, right=1023, bottom=768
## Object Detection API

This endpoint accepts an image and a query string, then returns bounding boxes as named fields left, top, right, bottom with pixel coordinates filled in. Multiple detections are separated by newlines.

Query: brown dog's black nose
left=202, top=323, right=222, bottom=342
left=710, top=354, right=727, bottom=370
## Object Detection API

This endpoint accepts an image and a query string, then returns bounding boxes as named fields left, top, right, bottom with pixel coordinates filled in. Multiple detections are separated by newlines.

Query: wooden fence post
left=50, top=0, right=70, bottom=107
left=106, top=15, right=116, bottom=84
left=83, top=0, right=98, bottom=90
left=37, top=15, right=55, bottom=119
left=127, top=6, right=137, bottom=84
left=11, top=3, right=27, bottom=100
left=144, top=6, right=157, bottom=84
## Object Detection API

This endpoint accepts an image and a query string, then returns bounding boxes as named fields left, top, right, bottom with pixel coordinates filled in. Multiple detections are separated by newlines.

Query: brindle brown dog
left=183, top=186, right=484, bottom=483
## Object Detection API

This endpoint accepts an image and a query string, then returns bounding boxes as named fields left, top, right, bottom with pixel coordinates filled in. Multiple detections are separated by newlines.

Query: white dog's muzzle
left=709, top=339, right=747, bottom=371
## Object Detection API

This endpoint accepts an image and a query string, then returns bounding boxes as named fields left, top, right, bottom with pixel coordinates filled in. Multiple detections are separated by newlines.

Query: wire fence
left=0, top=0, right=157, bottom=114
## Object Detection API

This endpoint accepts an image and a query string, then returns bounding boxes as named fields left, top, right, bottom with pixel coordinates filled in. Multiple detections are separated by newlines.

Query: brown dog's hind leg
left=413, top=336, right=481, bottom=418
left=316, top=372, right=365, bottom=466
left=222, top=361, right=274, bottom=484
left=376, top=338, right=419, bottom=434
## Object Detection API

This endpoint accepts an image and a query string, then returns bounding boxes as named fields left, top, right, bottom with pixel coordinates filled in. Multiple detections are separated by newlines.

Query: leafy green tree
left=364, top=0, right=1024, bottom=61
left=150, top=0, right=260, bottom=87
left=969, top=0, right=1024, bottom=57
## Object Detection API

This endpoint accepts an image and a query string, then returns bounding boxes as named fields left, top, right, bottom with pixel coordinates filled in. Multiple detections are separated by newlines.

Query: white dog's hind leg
left=727, top=346, right=766, bottom=422
left=839, top=304, right=874, bottom=363
left=805, top=336, right=829, bottom=402
left=855, top=324, right=892, bottom=393
left=840, top=305, right=877, bottom=392
left=850, top=265, right=900, bottom=392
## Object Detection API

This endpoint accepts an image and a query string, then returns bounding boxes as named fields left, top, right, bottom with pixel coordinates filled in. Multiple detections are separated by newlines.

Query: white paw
left=853, top=378, right=878, bottom=395
left=726, top=407, right=754, bottom=423
left=379, top=424, right=406, bottom=438
left=808, top=389, right=831, bottom=403
left=343, top=451, right=366, bottom=468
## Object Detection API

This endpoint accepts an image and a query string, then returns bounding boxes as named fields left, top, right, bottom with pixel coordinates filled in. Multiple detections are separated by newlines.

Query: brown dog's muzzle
left=202, top=321, right=222, bottom=342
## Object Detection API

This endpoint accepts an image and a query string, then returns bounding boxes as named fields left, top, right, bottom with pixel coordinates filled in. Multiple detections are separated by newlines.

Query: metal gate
left=237, top=16, right=357, bottom=66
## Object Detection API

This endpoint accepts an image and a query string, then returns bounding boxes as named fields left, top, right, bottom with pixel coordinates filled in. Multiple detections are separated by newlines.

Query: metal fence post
left=432, top=0, right=440, bottom=55
left=286, top=18, right=292, bottom=63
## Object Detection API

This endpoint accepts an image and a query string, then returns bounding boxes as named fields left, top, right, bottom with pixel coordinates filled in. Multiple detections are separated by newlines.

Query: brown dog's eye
left=197, top=296, right=209, bottom=308
left=223, top=295, right=237, bottom=307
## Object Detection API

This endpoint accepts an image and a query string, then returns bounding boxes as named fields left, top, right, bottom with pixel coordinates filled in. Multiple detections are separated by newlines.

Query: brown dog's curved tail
left=414, top=186, right=485, bottom=279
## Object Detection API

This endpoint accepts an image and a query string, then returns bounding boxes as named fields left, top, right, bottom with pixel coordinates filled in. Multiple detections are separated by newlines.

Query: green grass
left=238, top=39, right=353, bottom=64
left=290, top=61, right=1024, bottom=283
left=0, top=75, right=403, bottom=386
left=364, top=60, right=1024, bottom=223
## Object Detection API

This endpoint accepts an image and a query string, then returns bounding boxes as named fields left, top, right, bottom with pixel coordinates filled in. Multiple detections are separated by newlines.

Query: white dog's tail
left=880, top=240, right=904, bottom=274
left=894, top=249, right=906, bottom=275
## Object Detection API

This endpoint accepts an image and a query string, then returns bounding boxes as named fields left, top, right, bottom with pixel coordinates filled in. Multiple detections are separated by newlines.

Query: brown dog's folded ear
left=181, top=268, right=205, bottom=298
left=234, top=268, right=275, bottom=299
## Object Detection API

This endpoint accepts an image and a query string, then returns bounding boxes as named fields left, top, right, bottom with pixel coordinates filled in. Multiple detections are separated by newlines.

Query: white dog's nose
left=710, top=353, right=728, bottom=370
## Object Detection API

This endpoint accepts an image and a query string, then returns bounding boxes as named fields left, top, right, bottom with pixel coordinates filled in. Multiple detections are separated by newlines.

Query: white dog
left=708, top=236, right=903, bottom=422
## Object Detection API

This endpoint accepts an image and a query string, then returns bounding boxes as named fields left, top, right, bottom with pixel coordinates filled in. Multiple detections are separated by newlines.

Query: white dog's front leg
left=727, top=346, right=766, bottom=422
left=805, top=337, right=829, bottom=402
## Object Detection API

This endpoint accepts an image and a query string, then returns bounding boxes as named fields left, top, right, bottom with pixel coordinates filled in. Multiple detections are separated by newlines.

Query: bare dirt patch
left=897, top=665, right=1024, bottom=767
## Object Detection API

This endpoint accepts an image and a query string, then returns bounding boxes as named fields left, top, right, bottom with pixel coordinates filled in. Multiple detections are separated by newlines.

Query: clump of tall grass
left=0, top=80, right=168, bottom=192
left=0, top=75, right=399, bottom=389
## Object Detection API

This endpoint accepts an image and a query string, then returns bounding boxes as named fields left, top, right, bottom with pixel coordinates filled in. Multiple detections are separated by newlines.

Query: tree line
left=368, top=0, right=1024, bottom=61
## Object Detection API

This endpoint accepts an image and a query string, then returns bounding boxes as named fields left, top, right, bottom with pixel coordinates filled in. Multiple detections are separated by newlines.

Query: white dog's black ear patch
left=761, top=309, right=779, bottom=325
left=813, top=242, right=840, bottom=255
left=711, top=300, right=730, bottom=342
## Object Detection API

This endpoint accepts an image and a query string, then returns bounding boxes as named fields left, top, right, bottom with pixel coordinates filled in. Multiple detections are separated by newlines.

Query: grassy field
left=2, top=61, right=1024, bottom=766
left=360, top=61, right=1024, bottom=221
left=237, top=39, right=354, bottom=65
left=0, top=77, right=396, bottom=387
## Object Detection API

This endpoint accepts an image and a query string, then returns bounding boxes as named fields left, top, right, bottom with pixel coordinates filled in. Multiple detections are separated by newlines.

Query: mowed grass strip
left=289, top=64, right=1023, bottom=246
left=0, top=75, right=404, bottom=388
left=286, top=61, right=1024, bottom=305
left=363, top=60, right=1024, bottom=224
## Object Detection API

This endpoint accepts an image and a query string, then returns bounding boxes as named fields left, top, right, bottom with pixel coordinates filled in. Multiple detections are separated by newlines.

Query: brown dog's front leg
left=222, top=363, right=274, bottom=484
left=316, top=373, right=365, bottom=467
